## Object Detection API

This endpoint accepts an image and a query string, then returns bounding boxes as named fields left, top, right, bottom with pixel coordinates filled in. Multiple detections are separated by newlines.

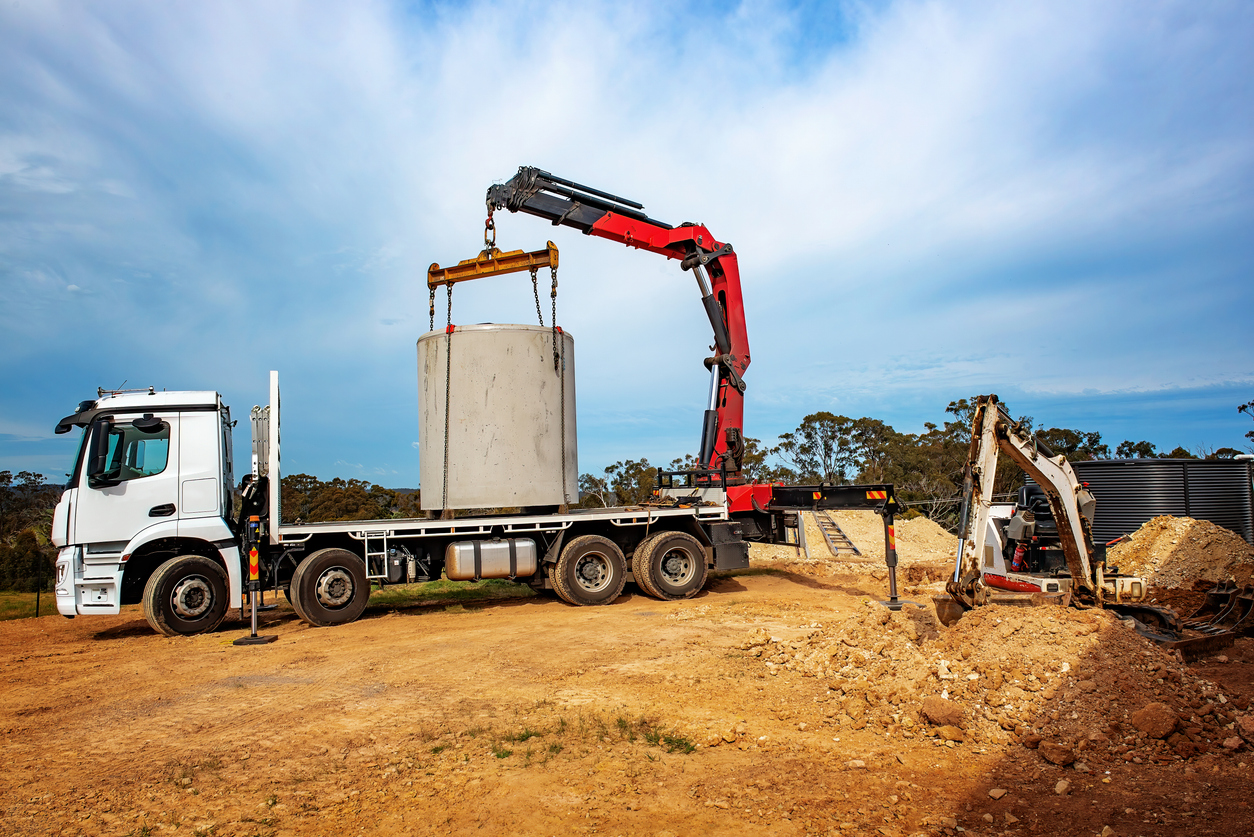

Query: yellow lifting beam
left=427, top=241, right=559, bottom=289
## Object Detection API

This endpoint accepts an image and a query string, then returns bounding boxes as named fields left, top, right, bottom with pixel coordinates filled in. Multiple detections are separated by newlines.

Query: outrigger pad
left=233, top=635, right=278, bottom=646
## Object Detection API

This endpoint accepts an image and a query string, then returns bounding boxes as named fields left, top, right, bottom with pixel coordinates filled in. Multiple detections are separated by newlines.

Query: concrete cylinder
left=418, top=324, right=577, bottom=510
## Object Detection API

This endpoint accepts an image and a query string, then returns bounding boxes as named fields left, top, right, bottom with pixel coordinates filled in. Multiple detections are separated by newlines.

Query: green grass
left=504, top=727, right=540, bottom=743
left=365, top=578, right=535, bottom=612
left=0, top=577, right=533, bottom=622
left=0, top=591, right=57, bottom=621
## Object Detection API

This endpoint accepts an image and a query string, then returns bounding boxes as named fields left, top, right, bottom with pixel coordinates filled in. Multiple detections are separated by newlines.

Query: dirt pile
left=752, top=511, right=957, bottom=575
left=825, top=510, right=957, bottom=565
left=743, top=601, right=1251, bottom=766
left=1108, top=516, right=1254, bottom=588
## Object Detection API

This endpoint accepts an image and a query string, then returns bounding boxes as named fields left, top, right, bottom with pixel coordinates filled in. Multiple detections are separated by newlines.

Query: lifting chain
left=550, top=264, right=559, bottom=372
left=428, top=285, right=436, bottom=333
left=550, top=262, right=567, bottom=505
left=559, top=332, right=569, bottom=506
left=531, top=267, right=544, bottom=327
left=484, top=207, right=496, bottom=251
left=442, top=283, right=454, bottom=511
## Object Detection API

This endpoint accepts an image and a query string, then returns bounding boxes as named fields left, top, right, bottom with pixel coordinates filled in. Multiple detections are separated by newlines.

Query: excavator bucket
left=1183, top=581, right=1240, bottom=625
left=1105, top=601, right=1236, bottom=662
left=1184, top=583, right=1254, bottom=636
left=933, top=595, right=967, bottom=627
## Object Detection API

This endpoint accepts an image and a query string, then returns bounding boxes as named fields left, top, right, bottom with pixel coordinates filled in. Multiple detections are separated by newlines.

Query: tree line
left=0, top=471, right=61, bottom=592
left=576, top=397, right=1251, bottom=530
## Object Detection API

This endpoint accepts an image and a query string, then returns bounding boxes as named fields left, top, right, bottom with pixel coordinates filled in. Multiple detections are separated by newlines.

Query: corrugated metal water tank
left=418, top=324, right=577, bottom=510
left=1026, top=459, right=1254, bottom=544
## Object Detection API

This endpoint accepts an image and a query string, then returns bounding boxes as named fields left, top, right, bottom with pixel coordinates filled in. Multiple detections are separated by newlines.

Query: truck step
left=815, top=511, right=862, bottom=558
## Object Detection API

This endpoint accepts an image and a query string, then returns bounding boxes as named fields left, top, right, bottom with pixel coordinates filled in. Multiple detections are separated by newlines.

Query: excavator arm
left=487, top=167, right=750, bottom=477
left=947, top=395, right=1098, bottom=607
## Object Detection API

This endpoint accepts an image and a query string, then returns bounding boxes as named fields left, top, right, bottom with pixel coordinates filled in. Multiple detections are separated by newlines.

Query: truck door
left=74, top=414, right=180, bottom=548
left=177, top=410, right=222, bottom=523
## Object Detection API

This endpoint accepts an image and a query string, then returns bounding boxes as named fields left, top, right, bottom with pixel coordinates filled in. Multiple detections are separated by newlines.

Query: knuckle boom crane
left=476, top=166, right=914, bottom=607
left=486, top=166, right=749, bottom=482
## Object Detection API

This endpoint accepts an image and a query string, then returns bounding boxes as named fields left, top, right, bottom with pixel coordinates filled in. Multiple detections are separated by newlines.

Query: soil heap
left=1108, top=516, right=1254, bottom=588
left=742, top=600, right=1253, bottom=765
left=751, top=511, right=957, bottom=572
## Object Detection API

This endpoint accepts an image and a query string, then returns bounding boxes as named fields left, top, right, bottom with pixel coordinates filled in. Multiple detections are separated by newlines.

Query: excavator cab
left=1003, top=486, right=1065, bottom=574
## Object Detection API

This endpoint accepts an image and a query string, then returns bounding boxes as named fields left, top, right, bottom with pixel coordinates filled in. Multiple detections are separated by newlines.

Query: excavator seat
left=1017, top=486, right=1058, bottom=539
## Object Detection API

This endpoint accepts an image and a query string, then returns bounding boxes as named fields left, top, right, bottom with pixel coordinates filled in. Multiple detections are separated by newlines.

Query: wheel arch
left=121, top=537, right=234, bottom=606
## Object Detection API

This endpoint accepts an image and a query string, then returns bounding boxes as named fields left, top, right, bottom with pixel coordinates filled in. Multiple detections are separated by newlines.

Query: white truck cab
left=51, top=388, right=242, bottom=632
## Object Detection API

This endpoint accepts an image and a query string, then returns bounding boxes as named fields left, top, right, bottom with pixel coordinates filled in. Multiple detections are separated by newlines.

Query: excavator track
left=815, top=511, right=862, bottom=558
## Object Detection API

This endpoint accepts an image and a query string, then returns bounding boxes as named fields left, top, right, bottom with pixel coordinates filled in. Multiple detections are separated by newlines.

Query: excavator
left=939, top=394, right=1239, bottom=659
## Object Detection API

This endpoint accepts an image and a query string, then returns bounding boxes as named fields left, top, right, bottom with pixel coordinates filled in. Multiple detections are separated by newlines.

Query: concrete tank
left=417, top=324, right=577, bottom=510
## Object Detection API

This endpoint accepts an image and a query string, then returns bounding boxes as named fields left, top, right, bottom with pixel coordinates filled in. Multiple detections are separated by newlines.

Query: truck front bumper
left=55, top=545, right=123, bottom=617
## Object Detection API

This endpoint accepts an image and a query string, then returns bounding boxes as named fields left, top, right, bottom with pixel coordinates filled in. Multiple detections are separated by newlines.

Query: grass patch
left=0, top=591, right=57, bottom=621
left=366, top=578, right=534, bottom=613
left=660, top=732, right=696, bottom=754
left=504, top=727, right=540, bottom=743
left=416, top=710, right=696, bottom=771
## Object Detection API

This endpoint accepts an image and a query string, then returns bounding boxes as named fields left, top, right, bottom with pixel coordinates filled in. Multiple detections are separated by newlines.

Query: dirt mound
left=750, top=512, right=956, bottom=582
left=743, top=601, right=1248, bottom=764
left=1108, top=516, right=1254, bottom=589
left=824, top=510, right=957, bottom=565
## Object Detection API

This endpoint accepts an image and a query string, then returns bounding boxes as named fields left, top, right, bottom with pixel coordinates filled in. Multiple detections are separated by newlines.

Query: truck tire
left=632, top=531, right=707, bottom=601
left=631, top=532, right=668, bottom=599
left=289, top=548, right=369, bottom=627
left=552, top=535, right=626, bottom=606
left=142, top=555, right=231, bottom=636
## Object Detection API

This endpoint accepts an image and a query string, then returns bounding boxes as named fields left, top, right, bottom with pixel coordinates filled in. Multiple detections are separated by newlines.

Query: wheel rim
left=170, top=575, right=213, bottom=619
left=659, top=547, right=696, bottom=586
left=573, top=552, right=612, bottom=593
left=315, top=567, right=354, bottom=608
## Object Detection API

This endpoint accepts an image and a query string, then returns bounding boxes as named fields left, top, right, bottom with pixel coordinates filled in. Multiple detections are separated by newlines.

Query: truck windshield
left=67, top=428, right=90, bottom=489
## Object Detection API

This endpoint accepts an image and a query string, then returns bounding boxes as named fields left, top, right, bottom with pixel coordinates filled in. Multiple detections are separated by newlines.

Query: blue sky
left=1, top=0, right=1252, bottom=487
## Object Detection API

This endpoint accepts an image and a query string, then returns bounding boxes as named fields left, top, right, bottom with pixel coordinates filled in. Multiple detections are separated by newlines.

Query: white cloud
left=1, top=0, right=1251, bottom=478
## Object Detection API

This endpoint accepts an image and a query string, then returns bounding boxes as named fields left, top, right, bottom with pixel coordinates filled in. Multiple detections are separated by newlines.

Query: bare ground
left=1, top=547, right=1252, bottom=837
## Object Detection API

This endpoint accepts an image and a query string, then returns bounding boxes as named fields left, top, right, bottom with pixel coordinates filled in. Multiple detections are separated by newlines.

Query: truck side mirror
left=86, top=419, right=115, bottom=487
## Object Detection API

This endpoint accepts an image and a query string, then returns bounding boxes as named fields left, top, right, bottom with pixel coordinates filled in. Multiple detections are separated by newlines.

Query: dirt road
left=2, top=564, right=1251, bottom=837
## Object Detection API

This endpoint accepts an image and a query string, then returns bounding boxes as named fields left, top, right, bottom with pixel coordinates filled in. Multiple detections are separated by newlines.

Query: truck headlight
left=56, top=562, right=68, bottom=586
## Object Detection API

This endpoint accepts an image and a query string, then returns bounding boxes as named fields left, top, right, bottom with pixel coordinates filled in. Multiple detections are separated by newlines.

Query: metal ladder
left=363, top=532, right=389, bottom=580
left=816, top=511, right=862, bottom=558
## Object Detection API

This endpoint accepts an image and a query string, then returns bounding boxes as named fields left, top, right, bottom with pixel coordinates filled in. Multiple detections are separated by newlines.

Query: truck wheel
left=633, top=532, right=707, bottom=600
left=631, top=532, right=668, bottom=598
left=552, top=535, right=626, bottom=606
left=290, top=548, right=369, bottom=627
left=142, top=555, right=231, bottom=636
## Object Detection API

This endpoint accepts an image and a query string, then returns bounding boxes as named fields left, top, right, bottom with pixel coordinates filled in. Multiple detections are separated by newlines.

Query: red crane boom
left=486, top=167, right=750, bottom=480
